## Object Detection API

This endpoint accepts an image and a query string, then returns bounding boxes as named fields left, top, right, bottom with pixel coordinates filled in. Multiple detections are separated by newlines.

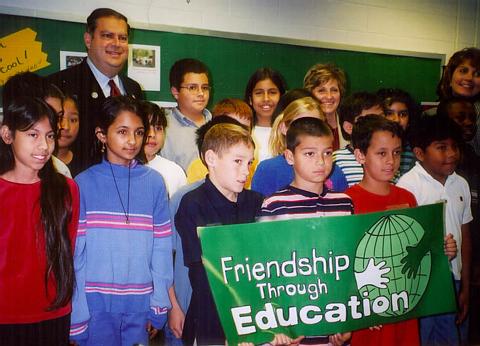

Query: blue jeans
left=420, top=280, right=469, bottom=346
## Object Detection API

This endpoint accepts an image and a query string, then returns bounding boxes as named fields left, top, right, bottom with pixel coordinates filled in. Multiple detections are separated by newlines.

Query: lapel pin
left=91, top=91, right=98, bottom=99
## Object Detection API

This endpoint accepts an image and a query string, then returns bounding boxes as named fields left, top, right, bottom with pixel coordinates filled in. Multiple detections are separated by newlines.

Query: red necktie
left=109, top=79, right=121, bottom=97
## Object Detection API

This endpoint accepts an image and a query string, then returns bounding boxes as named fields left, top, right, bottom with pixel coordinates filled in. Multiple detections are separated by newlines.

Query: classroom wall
left=1, top=0, right=479, bottom=61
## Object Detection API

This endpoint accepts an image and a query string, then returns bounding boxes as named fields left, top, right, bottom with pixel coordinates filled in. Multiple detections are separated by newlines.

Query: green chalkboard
left=0, top=13, right=442, bottom=107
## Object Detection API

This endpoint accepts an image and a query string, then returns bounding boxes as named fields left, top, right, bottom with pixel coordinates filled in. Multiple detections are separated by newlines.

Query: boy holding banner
left=259, top=117, right=353, bottom=345
left=175, top=124, right=298, bottom=345
left=397, top=114, right=472, bottom=345
left=346, top=115, right=457, bottom=346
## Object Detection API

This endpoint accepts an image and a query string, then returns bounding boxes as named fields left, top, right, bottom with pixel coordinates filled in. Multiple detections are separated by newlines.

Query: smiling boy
left=397, top=115, right=472, bottom=345
left=345, top=115, right=421, bottom=345
left=175, top=123, right=263, bottom=345
left=161, top=58, right=212, bottom=171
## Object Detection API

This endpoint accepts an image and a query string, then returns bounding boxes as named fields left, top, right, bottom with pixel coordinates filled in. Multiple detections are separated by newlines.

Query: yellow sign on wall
left=0, top=28, right=50, bottom=86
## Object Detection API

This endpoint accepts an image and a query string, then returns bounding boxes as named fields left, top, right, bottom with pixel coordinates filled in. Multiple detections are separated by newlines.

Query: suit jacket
left=47, top=59, right=144, bottom=175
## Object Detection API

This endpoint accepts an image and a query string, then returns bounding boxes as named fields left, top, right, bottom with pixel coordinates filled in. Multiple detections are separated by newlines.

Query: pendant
left=125, top=219, right=130, bottom=224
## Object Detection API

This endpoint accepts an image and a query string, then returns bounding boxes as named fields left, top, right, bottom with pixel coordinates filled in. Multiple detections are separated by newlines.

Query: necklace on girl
left=109, top=161, right=131, bottom=224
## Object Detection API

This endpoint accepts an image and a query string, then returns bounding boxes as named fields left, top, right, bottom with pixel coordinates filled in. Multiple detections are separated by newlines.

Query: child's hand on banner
left=443, top=233, right=457, bottom=260
left=329, top=332, right=351, bottom=346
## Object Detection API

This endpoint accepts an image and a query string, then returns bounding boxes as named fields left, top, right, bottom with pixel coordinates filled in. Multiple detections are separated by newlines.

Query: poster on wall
left=59, top=51, right=87, bottom=70
left=128, top=44, right=160, bottom=91
left=0, top=28, right=50, bottom=86
left=199, top=203, right=456, bottom=345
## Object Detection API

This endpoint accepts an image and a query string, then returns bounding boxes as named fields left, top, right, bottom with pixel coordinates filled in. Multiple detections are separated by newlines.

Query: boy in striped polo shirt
left=258, top=117, right=352, bottom=345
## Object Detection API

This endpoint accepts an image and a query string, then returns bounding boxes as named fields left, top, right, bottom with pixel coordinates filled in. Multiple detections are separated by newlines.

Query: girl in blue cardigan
left=70, top=96, right=172, bottom=346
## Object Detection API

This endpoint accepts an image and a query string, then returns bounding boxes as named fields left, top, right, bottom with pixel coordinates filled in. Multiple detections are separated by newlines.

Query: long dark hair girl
left=0, top=97, right=74, bottom=309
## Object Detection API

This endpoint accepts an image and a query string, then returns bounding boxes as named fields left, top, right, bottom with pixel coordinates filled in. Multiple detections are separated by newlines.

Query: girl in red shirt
left=0, top=97, right=80, bottom=346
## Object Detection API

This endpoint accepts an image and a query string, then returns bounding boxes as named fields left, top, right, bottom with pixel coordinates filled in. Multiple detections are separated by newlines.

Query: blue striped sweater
left=70, top=160, right=173, bottom=341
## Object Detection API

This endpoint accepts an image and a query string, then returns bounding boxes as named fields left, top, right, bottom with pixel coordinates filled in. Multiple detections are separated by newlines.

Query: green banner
left=198, top=203, right=457, bottom=345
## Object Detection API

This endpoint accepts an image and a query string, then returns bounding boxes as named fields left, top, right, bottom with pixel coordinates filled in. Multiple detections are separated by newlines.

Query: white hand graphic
left=355, top=258, right=391, bottom=290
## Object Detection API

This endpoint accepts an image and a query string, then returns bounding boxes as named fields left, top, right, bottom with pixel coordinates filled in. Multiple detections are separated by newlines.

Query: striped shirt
left=258, top=185, right=353, bottom=221
left=333, top=146, right=363, bottom=187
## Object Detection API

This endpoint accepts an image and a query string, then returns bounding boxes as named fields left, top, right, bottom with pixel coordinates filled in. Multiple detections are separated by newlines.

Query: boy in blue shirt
left=162, top=58, right=212, bottom=171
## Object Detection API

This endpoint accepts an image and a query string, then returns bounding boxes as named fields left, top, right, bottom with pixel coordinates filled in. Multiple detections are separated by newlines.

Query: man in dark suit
left=48, top=8, right=143, bottom=174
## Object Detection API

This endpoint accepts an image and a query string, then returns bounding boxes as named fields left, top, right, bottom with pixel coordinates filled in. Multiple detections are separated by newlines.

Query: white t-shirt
left=252, top=125, right=272, bottom=163
left=147, top=155, right=187, bottom=198
left=52, top=156, right=72, bottom=178
left=397, top=162, right=473, bottom=280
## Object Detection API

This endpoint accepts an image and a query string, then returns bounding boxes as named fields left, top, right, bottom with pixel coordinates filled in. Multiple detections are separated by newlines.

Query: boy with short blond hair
left=175, top=123, right=263, bottom=345
left=162, top=58, right=212, bottom=171
left=186, top=98, right=256, bottom=185
left=258, top=117, right=352, bottom=345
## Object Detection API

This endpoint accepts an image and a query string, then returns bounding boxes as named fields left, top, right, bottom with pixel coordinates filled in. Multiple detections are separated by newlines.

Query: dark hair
left=271, top=88, right=313, bottom=125
left=2, top=72, right=66, bottom=114
left=169, top=58, right=210, bottom=89
left=44, top=83, right=65, bottom=102
left=195, top=115, right=246, bottom=154
left=138, top=101, right=167, bottom=129
left=286, top=117, right=332, bottom=151
left=351, top=115, right=403, bottom=154
left=409, top=114, right=463, bottom=151
left=377, top=88, right=420, bottom=127
left=437, top=47, right=480, bottom=100
left=338, top=92, right=382, bottom=141
left=86, top=8, right=130, bottom=35
left=437, top=97, right=475, bottom=118
left=244, top=67, right=287, bottom=123
left=0, top=97, right=74, bottom=310
left=2, top=72, right=44, bottom=108
left=96, top=96, right=149, bottom=163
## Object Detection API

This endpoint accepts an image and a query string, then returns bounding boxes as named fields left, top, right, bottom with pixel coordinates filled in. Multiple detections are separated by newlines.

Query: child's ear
left=284, top=149, right=295, bottom=166
left=342, top=121, right=353, bottom=136
left=204, top=149, right=218, bottom=167
left=354, top=148, right=366, bottom=165
left=171, top=86, right=179, bottom=100
left=279, top=121, right=288, bottom=136
left=0, top=125, right=13, bottom=144
left=95, top=127, right=106, bottom=143
left=413, top=147, right=425, bottom=162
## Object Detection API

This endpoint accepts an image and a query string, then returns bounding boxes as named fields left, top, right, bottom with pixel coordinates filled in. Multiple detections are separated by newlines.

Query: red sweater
left=346, top=184, right=419, bottom=346
left=0, top=177, right=79, bottom=324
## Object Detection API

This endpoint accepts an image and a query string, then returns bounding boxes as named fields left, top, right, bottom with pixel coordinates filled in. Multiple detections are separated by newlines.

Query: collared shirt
left=175, top=176, right=263, bottom=345
left=161, top=107, right=212, bottom=171
left=397, top=161, right=473, bottom=280
left=86, top=57, right=125, bottom=97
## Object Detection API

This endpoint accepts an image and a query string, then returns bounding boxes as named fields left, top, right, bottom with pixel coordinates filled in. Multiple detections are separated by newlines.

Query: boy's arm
left=69, top=186, right=90, bottom=342
left=149, top=179, right=173, bottom=330
left=457, top=222, right=471, bottom=324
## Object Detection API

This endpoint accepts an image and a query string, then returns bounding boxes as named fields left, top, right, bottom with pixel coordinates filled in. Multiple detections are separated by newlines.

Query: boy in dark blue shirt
left=175, top=123, right=263, bottom=345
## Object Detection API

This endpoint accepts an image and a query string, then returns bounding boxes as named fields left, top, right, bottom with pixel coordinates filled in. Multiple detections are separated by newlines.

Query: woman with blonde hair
left=252, top=96, right=347, bottom=196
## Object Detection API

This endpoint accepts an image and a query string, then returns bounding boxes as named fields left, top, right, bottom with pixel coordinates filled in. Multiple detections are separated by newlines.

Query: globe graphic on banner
left=354, top=214, right=432, bottom=317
